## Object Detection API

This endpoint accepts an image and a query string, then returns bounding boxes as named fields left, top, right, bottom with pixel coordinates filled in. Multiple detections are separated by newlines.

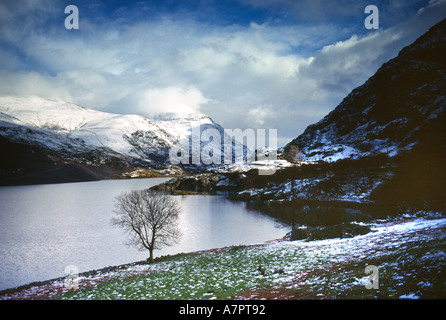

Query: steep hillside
left=222, top=19, right=446, bottom=221
left=285, top=19, right=446, bottom=163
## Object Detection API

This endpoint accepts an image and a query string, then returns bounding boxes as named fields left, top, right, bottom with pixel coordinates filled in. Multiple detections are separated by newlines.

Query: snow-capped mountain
left=0, top=96, right=179, bottom=165
left=0, top=96, right=247, bottom=183
left=285, top=18, right=446, bottom=163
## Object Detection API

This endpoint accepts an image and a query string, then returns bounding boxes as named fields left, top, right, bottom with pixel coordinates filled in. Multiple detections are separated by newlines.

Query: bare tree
left=111, top=189, right=182, bottom=263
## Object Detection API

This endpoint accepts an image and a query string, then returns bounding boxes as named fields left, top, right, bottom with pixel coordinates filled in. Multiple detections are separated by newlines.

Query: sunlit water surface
left=0, top=178, right=286, bottom=290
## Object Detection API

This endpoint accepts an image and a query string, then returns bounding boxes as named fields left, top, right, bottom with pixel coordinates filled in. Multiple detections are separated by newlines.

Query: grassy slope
left=1, top=215, right=444, bottom=300
left=37, top=216, right=446, bottom=300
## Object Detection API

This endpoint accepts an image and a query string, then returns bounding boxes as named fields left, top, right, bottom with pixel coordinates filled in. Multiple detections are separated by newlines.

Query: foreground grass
left=54, top=216, right=446, bottom=300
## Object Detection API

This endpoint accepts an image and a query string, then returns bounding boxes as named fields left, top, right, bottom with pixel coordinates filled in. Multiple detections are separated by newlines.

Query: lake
left=0, top=178, right=287, bottom=291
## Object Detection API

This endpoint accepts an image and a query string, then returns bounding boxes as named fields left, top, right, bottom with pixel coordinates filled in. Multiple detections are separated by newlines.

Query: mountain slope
left=0, top=96, right=239, bottom=184
left=282, top=19, right=446, bottom=210
left=0, top=96, right=177, bottom=164
left=285, top=19, right=446, bottom=163
left=222, top=19, right=446, bottom=217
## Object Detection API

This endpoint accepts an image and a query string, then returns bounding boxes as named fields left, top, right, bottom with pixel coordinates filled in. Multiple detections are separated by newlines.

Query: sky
left=0, top=0, right=445, bottom=146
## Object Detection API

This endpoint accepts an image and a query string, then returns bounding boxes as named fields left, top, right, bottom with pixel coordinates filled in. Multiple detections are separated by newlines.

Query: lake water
left=0, top=178, right=287, bottom=291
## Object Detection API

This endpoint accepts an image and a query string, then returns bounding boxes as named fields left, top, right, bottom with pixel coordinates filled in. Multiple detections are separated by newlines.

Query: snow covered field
left=1, top=214, right=444, bottom=300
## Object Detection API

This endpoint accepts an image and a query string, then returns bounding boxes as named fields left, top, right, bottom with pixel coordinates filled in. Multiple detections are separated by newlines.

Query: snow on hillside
left=0, top=96, right=227, bottom=167
left=0, top=96, right=291, bottom=176
left=1, top=215, right=444, bottom=300
left=150, top=112, right=215, bottom=140
left=286, top=19, right=446, bottom=163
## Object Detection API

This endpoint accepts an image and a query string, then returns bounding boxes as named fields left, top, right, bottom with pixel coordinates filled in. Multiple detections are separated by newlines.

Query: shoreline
left=2, top=213, right=445, bottom=300
left=0, top=238, right=287, bottom=300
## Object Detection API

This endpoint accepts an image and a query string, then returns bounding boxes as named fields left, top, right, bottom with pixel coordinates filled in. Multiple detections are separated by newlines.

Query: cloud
left=298, top=0, right=446, bottom=98
left=137, top=86, right=210, bottom=115
left=0, top=70, right=74, bottom=102
left=0, top=0, right=445, bottom=146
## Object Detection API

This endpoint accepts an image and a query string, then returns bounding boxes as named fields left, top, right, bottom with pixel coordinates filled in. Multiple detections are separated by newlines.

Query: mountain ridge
left=0, top=95, right=232, bottom=184
left=212, top=19, right=446, bottom=217
left=285, top=18, right=446, bottom=163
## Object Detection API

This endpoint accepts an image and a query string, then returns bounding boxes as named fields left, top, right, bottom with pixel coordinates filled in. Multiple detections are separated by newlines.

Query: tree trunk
left=148, top=247, right=154, bottom=263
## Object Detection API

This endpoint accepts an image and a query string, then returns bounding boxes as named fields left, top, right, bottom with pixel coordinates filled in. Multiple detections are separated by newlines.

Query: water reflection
left=0, top=178, right=286, bottom=290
